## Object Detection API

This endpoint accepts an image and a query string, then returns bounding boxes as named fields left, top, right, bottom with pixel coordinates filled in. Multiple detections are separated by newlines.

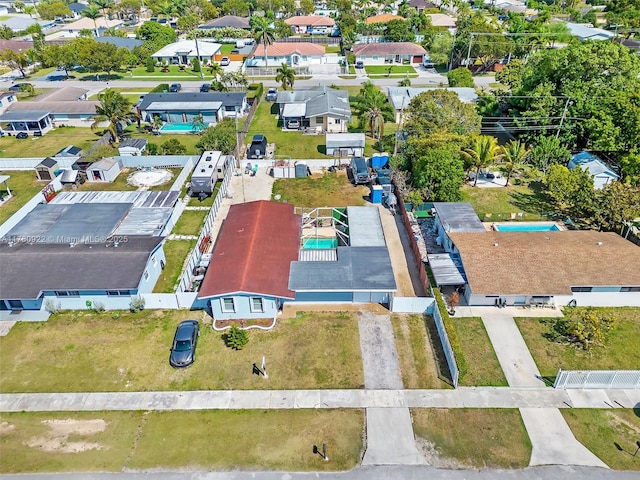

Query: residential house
left=34, top=86, right=89, bottom=102
left=387, top=86, right=478, bottom=122
left=0, top=17, right=54, bottom=32
left=197, top=201, right=397, bottom=320
left=427, top=202, right=640, bottom=307
left=245, top=42, right=337, bottom=69
left=1, top=97, right=100, bottom=130
left=408, top=0, right=438, bottom=13
left=95, top=36, right=144, bottom=51
left=67, top=2, right=87, bottom=18
left=137, top=92, right=248, bottom=125
left=568, top=151, right=619, bottom=189
left=426, top=13, right=457, bottom=29
left=284, top=15, right=336, bottom=35
left=365, top=13, right=405, bottom=25
left=276, top=86, right=351, bottom=133
left=353, top=42, right=427, bottom=66
left=0, top=111, right=54, bottom=136
left=565, top=22, right=615, bottom=41
left=0, top=190, right=180, bottom=313
left=48, top=17, right=124, bottom=39
left=0, top=91, right=17, bottom=115
left=152, top=40, right=221, bottom=66
left=198, top=15, right=251, bottom=30
left=118, top=139, right=148, bottom=156
left=0, top=39, right=33, bottom=54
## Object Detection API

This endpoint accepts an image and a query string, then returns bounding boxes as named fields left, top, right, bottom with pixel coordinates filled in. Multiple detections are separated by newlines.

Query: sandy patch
left=416, top=437, right=468, bottom=469
left=0, top=421, right=15, bottom=434
left=606, top=411, right=640, bottom=436
left=25, top=419, right=107, bottom=453
left=128, top=169, right=173, bottom=188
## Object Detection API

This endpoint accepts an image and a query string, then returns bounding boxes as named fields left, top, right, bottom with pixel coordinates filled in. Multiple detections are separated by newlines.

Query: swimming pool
left=495, top=224, right=560, bottom=232
left=303, top=238, right=338, bottom=249
left=159, top=123, right=205, bottom=133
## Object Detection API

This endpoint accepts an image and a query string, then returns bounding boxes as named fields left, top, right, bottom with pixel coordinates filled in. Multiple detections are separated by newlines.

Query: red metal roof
left=198, top=201, right=301, bottom=299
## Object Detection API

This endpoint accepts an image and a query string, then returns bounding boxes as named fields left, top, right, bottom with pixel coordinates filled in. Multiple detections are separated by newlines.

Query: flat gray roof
left=51, top=191, right=179, bottom=208
left=0, top=110, right=49, bottom=122
left=5, top=203, right=131, bottom=243
left=433, top=202, right=485, bottom=233
left=289, top=246, right=397, bottom=292
left=326, top=133, right=366, bottom=148
left=347, top=206, right=386, bottom=247
left=114, top=207, right=174, bottom=237
left=427, top=253, right=466, bottom=286
left=0, top=237, right=163, bottom=298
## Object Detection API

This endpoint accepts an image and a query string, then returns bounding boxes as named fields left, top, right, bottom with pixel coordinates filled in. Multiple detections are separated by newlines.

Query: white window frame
left=221, top=297, right=235, bottom=313
left=250, top=297, right=264, bottom=313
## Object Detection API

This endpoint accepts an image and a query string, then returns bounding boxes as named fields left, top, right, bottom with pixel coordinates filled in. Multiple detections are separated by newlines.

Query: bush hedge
left=151, top=83, right=170, bottom=93
left=433, top=287, right=468, bottom=378
left=246, top=82, right=263, bottom=101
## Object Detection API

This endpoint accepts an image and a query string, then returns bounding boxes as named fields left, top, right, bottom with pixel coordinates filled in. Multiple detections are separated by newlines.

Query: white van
left=235, top=40, right=245, bottom=48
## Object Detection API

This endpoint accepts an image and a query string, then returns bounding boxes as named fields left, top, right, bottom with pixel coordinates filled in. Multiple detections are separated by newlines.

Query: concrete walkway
left=473, top=307, right=608, bottom=468
left=358, top=312, right=426, bottom=466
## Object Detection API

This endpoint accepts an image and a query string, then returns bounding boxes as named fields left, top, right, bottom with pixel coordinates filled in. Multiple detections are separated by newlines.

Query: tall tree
left=82, top=5, right=103, bottom=36
left=461, top=135, right=502, bottom=187
left=275, top=63, right=295, bottom=90
left=0, top=49, right=30, bottom=78
left=404, top=89, right=481, bottom=138
left=412, top=147, right=465, bottom=201
left=92, top=88, right=133, bottom=143
left=352, top=81, right=394, bottom=140
left=251, top=15, right=275, bottom=69
left=499, top=139, right=531, bottom=186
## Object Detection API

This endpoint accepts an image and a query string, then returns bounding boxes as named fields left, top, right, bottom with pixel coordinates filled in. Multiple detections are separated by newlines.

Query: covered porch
left=0, top=110, right=53, bottom=136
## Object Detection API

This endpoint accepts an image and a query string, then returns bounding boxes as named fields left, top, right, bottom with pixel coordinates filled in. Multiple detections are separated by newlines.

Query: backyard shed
left=87, top=158, right=122, bottom=182
left=35, top=157, right=59, bottom=181
left=325, top=133, right=366, bottom=157
left=118, top=138, right=148, bottom=156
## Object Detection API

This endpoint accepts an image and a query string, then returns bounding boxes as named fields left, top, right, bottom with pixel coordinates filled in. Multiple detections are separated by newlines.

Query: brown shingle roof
left=284, top=15, right=335, bottom=27
left=0, top=39, right=32, bottom=53
left=365, top=14, right=405, bottom=24
left=353, top=42, right=426, bottom=56
left=449, top=230, right=640, bottom=295
left=198, top=201, right=301, bottom=299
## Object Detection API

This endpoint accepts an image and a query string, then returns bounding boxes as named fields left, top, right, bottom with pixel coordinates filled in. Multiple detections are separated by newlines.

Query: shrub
left=151, top=83, right=170, bottom=93
left=224, top=325, right=249, bottom=350
left=447, top=67, right=474, bottom=88
left=191, top=57, right=201, bottom=73
left=129, top=295, right=146, bottom=312
left=92, top=301, right=106, bottom=313
left=246, top=82, right=263, bottom=102
left=545, top=307, right=617, bottom=351
left=44, top=298, right=62, bottom=314
left=146, top=142, right=159, bottom=155
left=145, top=56, right=155, bottom=73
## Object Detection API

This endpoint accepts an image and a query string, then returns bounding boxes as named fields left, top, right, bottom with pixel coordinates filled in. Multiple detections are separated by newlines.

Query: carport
left=427, top=253, right=466, bottom=287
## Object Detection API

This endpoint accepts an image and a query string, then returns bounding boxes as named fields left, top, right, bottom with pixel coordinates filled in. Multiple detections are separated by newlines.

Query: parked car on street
left=200, top=83, right=211, bottom=92
left=355, top=61, right=364, bottom=69
left=169, top=320, right=200, bottom=368
left=247, top=134, right=268, bottom=159
left=169, top=83, right=181, bottom=92
left=220, top=57, right=230, bottom=66
left=266, top=87, right=278, bottom=101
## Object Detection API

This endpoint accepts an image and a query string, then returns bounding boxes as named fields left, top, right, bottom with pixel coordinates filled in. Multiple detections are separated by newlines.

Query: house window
left=334, top=119, right=341, bottom=124
left=152, top=255, right=157, bottom=266
left=372, top=55, right=379, bottom=60
left=55, top=291, right=79, bottom=297
left=315, top=117, right=323, bottom=125
left=144, top=271, right=149, bottom=281
left=571, top=286, right=592, bottom=293
left=221, top=297, right=235, bottom=313
left=621, top=286, right=640, bottom=292
left=250, top=297, right=264, bottom=313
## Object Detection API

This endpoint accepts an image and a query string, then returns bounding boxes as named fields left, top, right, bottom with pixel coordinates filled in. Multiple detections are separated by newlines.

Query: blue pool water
left=496, top=224, right=560, bottom=232
left=160, top=123, right=205, bottom=133
left=303, top=238, right=338, bottom=249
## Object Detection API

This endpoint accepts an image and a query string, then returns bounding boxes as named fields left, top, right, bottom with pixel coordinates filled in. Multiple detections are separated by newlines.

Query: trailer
left=189, top=151, right=226, bottom=197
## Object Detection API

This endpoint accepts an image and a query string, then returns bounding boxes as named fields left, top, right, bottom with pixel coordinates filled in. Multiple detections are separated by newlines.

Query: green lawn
left=411, top=409, right=531, bottom=468
left=0, top=410, right=364, bottom=473
left=272, top=171, right=370, bottom=207
left=453, top=317, right=508, bottom=386
left=365, top=65, right=418, bottom=77
left=130, top=130, right=202, bottom=155
left=561, top=409, right=640, bottom=470
left=0, top=311, right=364, bottom=392
left=391, top=314, right=449, bottom=389
left=153, top=239, right=196, bottom=293
left=0, top=170, right=48, bottom=225
left=172, top=209, right=208, bottom=236
left=461, top=181, right=554, bottom=221
left=515, top=308, right=640, bottom=379
left=0, top=127, right=102, bottom=158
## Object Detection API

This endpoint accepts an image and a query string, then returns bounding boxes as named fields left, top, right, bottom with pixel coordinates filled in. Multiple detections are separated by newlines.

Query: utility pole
left=193, top=30, right=204, bottom=80
left=556, top=97, right=571, bottom=140
left=465, top=33, right=474, bottom=67
left=393, top=96, right=406, bottom=157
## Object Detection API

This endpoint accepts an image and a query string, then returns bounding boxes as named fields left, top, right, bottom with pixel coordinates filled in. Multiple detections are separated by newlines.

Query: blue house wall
left=138, top=243, right=166, bottom=294
left=207, top=293, right=280, bottom=320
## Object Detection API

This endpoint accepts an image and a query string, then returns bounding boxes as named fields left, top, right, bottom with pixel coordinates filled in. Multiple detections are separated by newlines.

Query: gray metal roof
left=95, top=36, right=144, bottom=50
left=37, top=157, right=58, bottom=168
left=0, top=237, right=163, bottom=299
left=347, top=206, right=386, bottom=247
left=138, top=92, right=246, bottom=111
left=55, top=145, right=82, bottom=157
left=88, top=158, right=120, bottom=171
left=5, top=203, right=132, bottom=243
left=51, top=190, right=179, bottom=208
left=433, top=202, right=485, bottom=233
left=114, top=208, right=174, bottom=237
left=119, top=138, right=148, bottom=149
left=60, top=170, right=79, bottom=183
left=276, top=87, right=351, bottom=119
left=427, top=253, right=466, bottom=286
left=8, top=101, right=99, bottom=114
left=199, top=15, right=251, bottom=29
left=326, top=133, right=366, bottom=148
left=289, top=246, right=397, bottom=292
left=0, top=110, right=50, bottom=122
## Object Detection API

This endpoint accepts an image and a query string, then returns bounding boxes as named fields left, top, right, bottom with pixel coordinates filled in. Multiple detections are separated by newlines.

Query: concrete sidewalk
left=1, top=387, right=637, bottom=412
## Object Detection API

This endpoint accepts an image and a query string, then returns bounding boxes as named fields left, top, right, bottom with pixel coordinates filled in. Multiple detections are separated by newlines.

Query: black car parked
left=169, top=83, right=182, bottom=92
left=169, top=320, right=200, bottom=368
left=200, top=83, right=211, bottom=92
left=247, top=134, right=268, bottom=159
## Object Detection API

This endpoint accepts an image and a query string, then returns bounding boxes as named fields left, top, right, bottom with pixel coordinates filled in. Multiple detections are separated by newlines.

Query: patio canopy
left=282, top=103, right=306, bottom=117
left=427, top=253, right=466, bottom=286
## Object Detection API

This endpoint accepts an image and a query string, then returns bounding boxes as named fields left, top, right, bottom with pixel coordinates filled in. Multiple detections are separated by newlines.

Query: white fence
left=554, top=369, right=640, bottom=389
left=391, top=296, right=434, bottom=313
left=140, top=293, right=198, bottom=310
left=430, top=288, right=459, bottom=388
left=116, top=155, right=196, bottom=168
left=0, top=157, right=77, bottom=169
left=169, top=158, right=195, bottom=191
left=177, top=156, right=235, bottom=292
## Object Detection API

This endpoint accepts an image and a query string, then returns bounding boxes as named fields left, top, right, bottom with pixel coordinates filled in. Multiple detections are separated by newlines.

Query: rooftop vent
left=493, top=242, right=499, bottom=247
left=597, top=241, right=603, bottom=246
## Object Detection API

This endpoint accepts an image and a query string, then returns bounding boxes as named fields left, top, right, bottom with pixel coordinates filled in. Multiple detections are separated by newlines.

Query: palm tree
left=251, top=16, right=275, bottom=69
left=275, top=63, right=295, bottom=90
left=91, top=0, right=113, bottom=26
left=191, top=113, right=204, bottom=132
left=352, top=81, right=394, bottom=140
left=208, top=62, right=223, bottom=79
left=500, top=140, right=531, bottom=186
left=82, top=5, right=102, bottom=37
left=91, top=88, right=133, bottom=144
left=461, top=135, right=502, bottom=187
left=398, top=77, right=411, bottom=87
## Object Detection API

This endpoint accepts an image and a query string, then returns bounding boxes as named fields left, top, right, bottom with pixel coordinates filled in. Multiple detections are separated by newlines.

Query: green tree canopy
left=196, top=118, right=236, bottom=153
left=92, top=88, right=133, bottom=143
left=412, top=146, right=465, bottom=201
left=136, top=21, right=177, bottom=52
left=447, top=67, right=474, bottom=88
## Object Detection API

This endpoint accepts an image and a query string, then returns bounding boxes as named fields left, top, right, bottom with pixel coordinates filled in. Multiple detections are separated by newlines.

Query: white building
left=152, top=40, right=222, bottom=66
